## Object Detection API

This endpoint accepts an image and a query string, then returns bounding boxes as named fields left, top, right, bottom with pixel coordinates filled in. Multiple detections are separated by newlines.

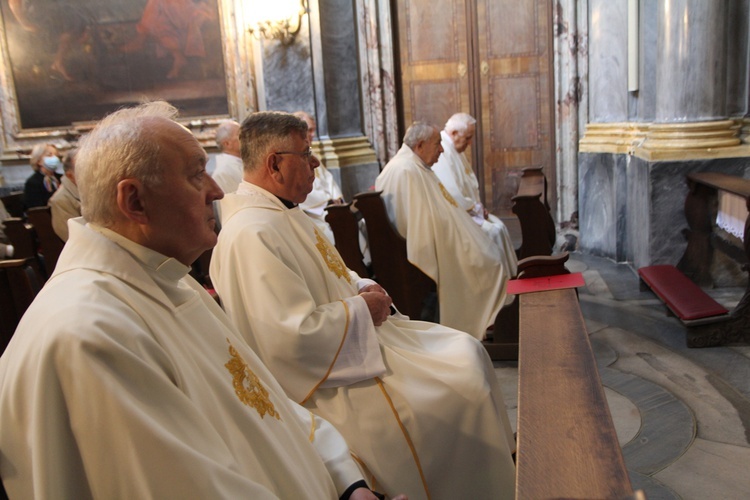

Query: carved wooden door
left=394, top=0, right=556, bottom=215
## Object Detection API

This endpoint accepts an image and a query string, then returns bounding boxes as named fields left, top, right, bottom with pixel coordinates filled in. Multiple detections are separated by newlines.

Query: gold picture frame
left=0, top=0, right=256, bottom=159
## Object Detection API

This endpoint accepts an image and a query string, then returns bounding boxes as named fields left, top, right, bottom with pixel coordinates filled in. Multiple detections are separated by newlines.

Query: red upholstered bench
left=638, top=265, right=729, bottom=325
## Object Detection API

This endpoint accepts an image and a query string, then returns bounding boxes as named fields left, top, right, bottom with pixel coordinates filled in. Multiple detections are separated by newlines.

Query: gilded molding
left=314, top=135, right=378, bottom=168
left=579, top=120, right=750, bottom=161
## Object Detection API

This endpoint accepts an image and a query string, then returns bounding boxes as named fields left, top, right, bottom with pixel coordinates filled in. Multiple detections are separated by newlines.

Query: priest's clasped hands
left=359, top=283, right=393, bottom=326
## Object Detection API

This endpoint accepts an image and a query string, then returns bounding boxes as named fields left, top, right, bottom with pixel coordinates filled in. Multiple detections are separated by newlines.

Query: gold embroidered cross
left=314, top=229, right=352, bottom=284
left=225, top=341, right=281, bottom=420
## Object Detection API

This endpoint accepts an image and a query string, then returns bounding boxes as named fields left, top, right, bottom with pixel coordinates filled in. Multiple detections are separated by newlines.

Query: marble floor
left=493, top=252, right=750, bottom=500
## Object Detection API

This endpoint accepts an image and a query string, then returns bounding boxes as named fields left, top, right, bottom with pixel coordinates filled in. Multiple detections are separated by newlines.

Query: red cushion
left=638, top=265, right=729, bottom=320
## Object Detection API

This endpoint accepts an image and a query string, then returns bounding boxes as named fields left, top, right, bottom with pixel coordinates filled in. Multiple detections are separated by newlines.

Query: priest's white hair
left=215, top=119, right=240, bottom=152
left=403, top=121, right=438, bottom=149
left=76, top=101, right=179, bottom=226
left=445, top=113, right=476, bottom=134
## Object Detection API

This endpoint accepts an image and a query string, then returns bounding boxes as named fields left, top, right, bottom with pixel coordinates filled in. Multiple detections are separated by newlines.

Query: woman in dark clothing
left=24, top=143, right=62, bottom=210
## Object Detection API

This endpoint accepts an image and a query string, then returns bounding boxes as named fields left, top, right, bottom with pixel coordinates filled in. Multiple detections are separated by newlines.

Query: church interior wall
left=2, top=0, right=750, bottom=275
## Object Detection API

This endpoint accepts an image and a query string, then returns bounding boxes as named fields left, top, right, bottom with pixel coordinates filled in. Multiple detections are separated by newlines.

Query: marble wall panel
left=261, top=24, right=315, bottom=113
left=338, top=162, right=380, bottom=201
left=578, top=152, right=620, bottom=258
left=319, top=0, right=363, bottom=137
left=588, top=0, right=628, bottom=122
left=581, top=152, right=750, bottom=268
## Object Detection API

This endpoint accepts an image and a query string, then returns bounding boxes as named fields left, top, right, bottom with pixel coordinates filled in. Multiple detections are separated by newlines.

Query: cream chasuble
left=433, top=131, right=518, bottom=276
left=299, top=164, right=343, bottom=243
left=212, top=183, right=516, bottom=500
left=0, top=219, right=362, bottom=499
left=375, top=144, right=510, bottom=338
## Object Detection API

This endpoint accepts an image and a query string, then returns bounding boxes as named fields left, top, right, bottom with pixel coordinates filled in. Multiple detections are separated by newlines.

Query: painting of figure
left=0, top=0, right=228, bottom=129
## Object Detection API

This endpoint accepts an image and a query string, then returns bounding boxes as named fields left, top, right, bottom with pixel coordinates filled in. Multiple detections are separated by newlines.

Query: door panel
left=476, top=0, right=555, bottom=214
left=397, top=0, right=470, bottom=129
left=395, top=0, right=555, bottom=215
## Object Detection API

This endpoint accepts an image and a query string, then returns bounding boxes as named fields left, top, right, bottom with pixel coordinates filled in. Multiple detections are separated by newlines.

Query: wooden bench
left=27, top=206, right=65, bottom=276
left=516, top=286, right=639, bottom=499
left=353, top=191, right=437, bottom=321
left=512, top=167, right=556, bottom=259
left=651, top=172, right=750, bottom=347
left=0, top=258, right=44, bottom=353
left=324, top=202, right=370, bottom=278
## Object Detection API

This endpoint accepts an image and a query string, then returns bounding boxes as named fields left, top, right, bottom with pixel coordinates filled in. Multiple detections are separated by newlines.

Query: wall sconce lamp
left=247, top=0, right=309, bottom=45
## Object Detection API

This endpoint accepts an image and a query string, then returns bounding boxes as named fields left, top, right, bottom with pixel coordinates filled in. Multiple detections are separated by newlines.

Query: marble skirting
left=578, top=152, right=750, bottom=271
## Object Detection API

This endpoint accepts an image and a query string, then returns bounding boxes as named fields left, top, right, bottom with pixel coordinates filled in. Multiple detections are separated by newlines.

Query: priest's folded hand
left=359, top=290, right=393, bottom=326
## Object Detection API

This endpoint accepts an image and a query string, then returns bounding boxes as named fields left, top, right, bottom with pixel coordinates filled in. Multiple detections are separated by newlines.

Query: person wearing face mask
left=24, top=143, right=62, bottom=210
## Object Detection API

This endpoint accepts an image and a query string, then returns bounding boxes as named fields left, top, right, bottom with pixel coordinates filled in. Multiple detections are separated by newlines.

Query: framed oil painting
left=0, top=0, right=255, bottom=156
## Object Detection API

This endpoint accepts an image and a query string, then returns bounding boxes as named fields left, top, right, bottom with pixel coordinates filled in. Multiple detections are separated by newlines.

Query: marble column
left=578, top=0, right=750, bottom=272
left=655, top=1, right=727, bottom=123
left=307, top=0, right=379, bottom=200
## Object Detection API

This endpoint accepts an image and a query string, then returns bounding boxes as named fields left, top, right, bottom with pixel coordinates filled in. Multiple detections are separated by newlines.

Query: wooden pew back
left=27, top=206, right=65, bottom=277
left=353, top=191, right=436, bottom=320
left=512, top=167, right=556, bottom=259
left=325, top=202, right=370, bottom=278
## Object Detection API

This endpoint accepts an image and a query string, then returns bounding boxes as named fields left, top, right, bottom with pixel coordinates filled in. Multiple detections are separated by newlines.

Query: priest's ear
left=116, top=178, right=149, bottom=224
left=266, top=153, right=283, bottom=179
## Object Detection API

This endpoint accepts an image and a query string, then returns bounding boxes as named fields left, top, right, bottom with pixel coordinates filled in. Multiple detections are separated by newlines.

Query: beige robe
left=211, top=182, right=516, bottom=500
left=433, top=130, right=518, bottom=276
left=48, top=174, right=81, bottom=241
left=300, top=164, right=343, bottom=244
left=0, top=219, right=362, bottom=499
left=375, top=144, right=509, bottom=338
left=211, top=152, right=244, bottom=194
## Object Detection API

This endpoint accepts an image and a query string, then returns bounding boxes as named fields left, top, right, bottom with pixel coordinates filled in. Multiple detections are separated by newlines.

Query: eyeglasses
left=274, top=147, right=314, bottom=161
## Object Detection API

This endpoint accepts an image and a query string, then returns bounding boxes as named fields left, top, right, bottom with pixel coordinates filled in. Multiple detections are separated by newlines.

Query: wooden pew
left=0, top=192, right=25, bottom=219
left=643, top=172, right=750, bottom=347
left=353, top=191, right=437, bottom=321
left=27, top=206, right=65, bottom=276
left=516, top=286, right=638, bottom=499
left=512, top=167, right=556, bottom=259
left=324, top=202, right=370, bottom=278
left=0, top=258, right=44, bottom=353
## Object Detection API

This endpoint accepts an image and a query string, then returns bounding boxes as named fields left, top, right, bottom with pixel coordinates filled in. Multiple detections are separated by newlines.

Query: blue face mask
left=42, top=155, right=61, bottom=172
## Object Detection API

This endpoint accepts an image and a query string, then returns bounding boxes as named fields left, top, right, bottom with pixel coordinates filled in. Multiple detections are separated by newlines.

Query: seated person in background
left=211, top=111, right=516, bottom=500
left=293, top=110, right=343, bottom=243
left=23, top=143, right=62, bottom=209
left=48, top=148, right=81, bottom=241
left=210, top=120, right=243, bottom=194
left=375, top=122, right=511, bottom=339
left=0, top=199, right=14, bottom=258
left=433, top=113, right=517, bottom=276
left=0, top=102, right=392, bottom=500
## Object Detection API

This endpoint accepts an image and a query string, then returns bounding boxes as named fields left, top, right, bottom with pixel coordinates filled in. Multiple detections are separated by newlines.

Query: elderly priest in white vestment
left=211, top=111, right=517, bottom=500
left=0, top=102, right=396, bottom=500
left=293, top=110, right=344, bottom=244
left=211, top=119, right=244, bottom=194
left=375, top=122, right=511, bottom=339
left=432, top=113, right=517, bottom=276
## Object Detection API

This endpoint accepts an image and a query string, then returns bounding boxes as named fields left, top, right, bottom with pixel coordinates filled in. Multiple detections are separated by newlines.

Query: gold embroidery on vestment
left=438, top=183, right=458, bottom=207
left=314, top=229, right=352, bottom=283
left=464, top=165, right=473, bottom=176
left=225, top=340, right=281, bottom=420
